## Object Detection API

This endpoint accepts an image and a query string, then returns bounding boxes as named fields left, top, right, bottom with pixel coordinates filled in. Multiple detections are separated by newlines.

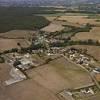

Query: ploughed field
left=0, top=30, right=35, bottom=51
left=0, top=39, right=28, bottom=51
left=27, top=57, right=93, bottom=93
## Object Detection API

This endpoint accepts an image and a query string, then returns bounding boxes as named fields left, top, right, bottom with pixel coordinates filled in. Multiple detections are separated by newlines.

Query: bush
left=45, top=58, right=52, bottom=64
left=0, top=56, right=5, bottom=63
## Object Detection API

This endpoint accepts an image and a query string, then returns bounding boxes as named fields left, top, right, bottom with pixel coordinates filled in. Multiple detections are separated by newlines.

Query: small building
left=93, top=68, right=100, bottom=74
left=5, top=68, right=26, bottom=86
left=59, top=90, right=75, bottom=100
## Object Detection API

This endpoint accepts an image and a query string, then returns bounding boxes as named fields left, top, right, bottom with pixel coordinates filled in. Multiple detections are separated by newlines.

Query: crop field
left=58, top=15, right=100, bottom=26
left=72, top=27, right=100, bottom=41
left=41, top=23, right=64, bottom=32
left=0, top=30, right=35, bottom=39
left=0, top=78, right=59, bottom=100
left=27, top=57, right=93, bottom=93
left=0, top=39, right=28, bottom=51
left=0, top=63, right=11, bottom=82
left=0, top=30, right=33, bottom=51
left=45, top=16, right=57, bottom=21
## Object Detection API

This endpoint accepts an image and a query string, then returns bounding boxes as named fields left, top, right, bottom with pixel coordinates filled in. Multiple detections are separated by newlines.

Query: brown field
left=45, top=16, right=81, bottom=27
left=27, top=57, right=93, bottom=93
left=45, top=16, right=57, bottom=21
left=72, top=27, right=100, bottom=41
left=0, top=30, right=35, bottom=38
left=0, top=63, right=11, bottom=82
left=58, top=15, right=100, bottom=26
left=0, top=39, right=28, bottom=51
left=0, top=78, right=59, bottom=100
left=41, top=23, right=64, bottom=32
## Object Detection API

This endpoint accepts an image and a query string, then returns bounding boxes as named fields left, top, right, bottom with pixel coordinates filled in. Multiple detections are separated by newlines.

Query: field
left=45, top=16, right=57, bottom=21
left=41, top=23, right=64, bottom=32
left=72, top=27, right=100, bottom=41
left=0, top=30, right=35, bottom=51
left=0, top=39, right=28, bottom=51
left=0, top=63, right=11, bottom=82
left=27, top=57, right=93, bottom=93
left=0, top=7, right=51, bottom=33
left=57, top=15, right=100, bottom=26
left=0, top=78, right=59, bottom=100
left=0, top=30, right=35, bottom=38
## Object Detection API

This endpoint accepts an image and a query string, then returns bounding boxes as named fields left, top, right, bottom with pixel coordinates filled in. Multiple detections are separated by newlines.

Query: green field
left=0, top=7, right=53, bottom=33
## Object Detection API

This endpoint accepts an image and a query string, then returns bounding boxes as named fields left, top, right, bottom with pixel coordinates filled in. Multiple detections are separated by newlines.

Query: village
left=0, top=5, right=100, bottom=100
left=0, top=30, right=100, bottom=100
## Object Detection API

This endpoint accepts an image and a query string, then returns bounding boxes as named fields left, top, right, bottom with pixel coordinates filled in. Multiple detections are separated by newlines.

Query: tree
left=45, top=58, right=52, bottom=64
left=87, top=39, right=94, bottom=44
left=17, top=42, right=21, bottom=47
left=0, top=56, right=5, bottom=63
